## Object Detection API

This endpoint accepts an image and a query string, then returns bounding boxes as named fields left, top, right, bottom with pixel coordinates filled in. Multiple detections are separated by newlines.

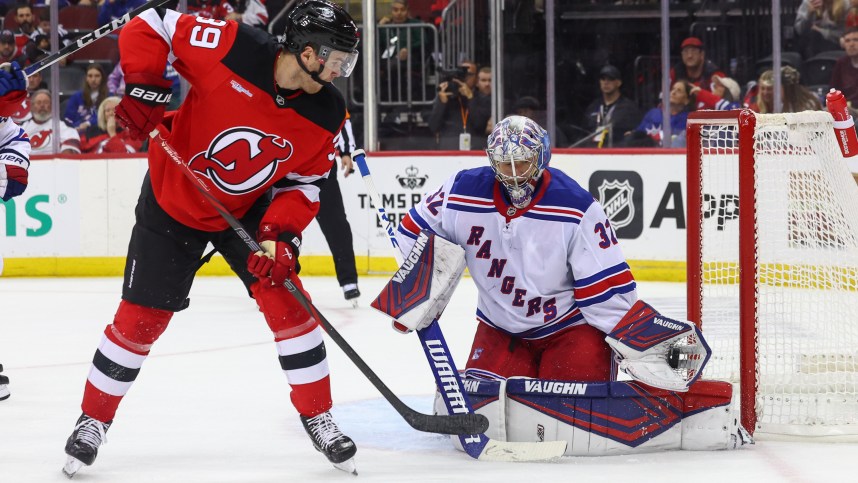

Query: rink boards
left=0, top=149, right=692, bottom=279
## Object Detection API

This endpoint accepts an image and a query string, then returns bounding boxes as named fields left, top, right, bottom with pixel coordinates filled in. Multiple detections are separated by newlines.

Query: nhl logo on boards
left=589, top=170, right=644, bottom=239
left=396, top=165, right=428, bottom=190
left=537, top=424, right=545, bottom=442
left=598, top=179, right=635, bottom=229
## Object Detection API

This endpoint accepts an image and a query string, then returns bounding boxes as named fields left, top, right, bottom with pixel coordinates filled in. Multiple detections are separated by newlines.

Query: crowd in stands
left=1, top=0, right=271, bottom=155
left=10, top=0, right=858, bottom=152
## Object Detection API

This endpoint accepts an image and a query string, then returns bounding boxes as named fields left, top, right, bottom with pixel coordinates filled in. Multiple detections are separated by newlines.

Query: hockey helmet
left=486, top=115, right=551, bottom=208
left=283, top=0, right=360, bottom=78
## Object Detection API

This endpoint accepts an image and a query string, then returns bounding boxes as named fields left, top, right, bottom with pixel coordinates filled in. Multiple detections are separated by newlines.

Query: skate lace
left=75, top=418, right=108, bottom=449
left=307, top=412, right=344, bottom=449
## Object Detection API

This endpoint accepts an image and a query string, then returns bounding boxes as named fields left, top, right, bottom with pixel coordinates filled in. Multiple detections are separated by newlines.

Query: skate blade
left=333, top=457, right=357, bottom=476
left=62, top=456, right=84, bottom=478
left=349, top=299, right=359, bottom=308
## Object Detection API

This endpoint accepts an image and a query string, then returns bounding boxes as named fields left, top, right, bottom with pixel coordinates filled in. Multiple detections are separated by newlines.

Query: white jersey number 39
left=190, top=17, right=227, bottom=49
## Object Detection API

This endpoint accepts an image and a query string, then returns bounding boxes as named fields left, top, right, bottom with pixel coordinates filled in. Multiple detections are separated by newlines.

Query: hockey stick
left=353, top=149, right=567, bottom=462
left=24, top=0, right=173, bottom=77
left=147, top=127, right=487, bottom=436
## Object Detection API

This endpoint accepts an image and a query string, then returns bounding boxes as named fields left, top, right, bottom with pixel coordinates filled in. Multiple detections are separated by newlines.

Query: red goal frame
left=686, top=109, right=758, bottom=434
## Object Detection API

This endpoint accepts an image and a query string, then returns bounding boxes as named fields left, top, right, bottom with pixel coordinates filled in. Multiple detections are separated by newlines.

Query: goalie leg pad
left=371, top=232, right=466, bottom=333
left=680, top=380, right=751, bottom=450
left=434, top=376, right=507, bottom=450
left=439, top=377, right=747, bottom=456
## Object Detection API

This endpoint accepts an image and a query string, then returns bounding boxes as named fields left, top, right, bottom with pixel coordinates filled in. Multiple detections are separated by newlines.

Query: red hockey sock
left=253, top=280, right=333, bottom=416
left=81, top=301, right=172, bottom=422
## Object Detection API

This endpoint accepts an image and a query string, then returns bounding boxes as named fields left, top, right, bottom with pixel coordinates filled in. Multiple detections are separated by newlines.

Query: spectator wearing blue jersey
left=625, top=80, right=696, bottom=147
left=64, top=64, right=109, bottom=134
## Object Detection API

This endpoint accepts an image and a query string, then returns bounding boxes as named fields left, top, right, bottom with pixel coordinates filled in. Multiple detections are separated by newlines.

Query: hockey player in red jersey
left=62, top=1, right=360, bottom=477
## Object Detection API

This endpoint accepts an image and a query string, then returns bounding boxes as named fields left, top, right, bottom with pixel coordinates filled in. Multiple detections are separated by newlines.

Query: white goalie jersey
left=395, top=166, right=638, bottom=339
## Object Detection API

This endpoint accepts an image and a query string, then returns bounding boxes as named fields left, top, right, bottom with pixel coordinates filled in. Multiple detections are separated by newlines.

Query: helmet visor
left=318, top=45, right=359, bottom=78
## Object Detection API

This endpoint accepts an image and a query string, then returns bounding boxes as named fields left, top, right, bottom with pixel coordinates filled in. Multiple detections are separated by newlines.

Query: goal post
left=686, top=109, right=858, bottom=440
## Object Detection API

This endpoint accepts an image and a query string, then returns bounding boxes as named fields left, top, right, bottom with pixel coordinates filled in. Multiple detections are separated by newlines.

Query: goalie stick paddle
left=24, top=0, right=173, bottom=77
left=148, top=127, right=487, bottom=436
left=354, top=149, right=567, bottom=462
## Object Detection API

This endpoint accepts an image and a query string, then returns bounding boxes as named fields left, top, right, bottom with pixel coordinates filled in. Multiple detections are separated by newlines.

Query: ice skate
left=732, top=424, right=755, bottom=449
left=0, top=364, right=9, bottom=401
left=300, top=411, right=357, bottom=475
left=342, top=283, right=360, bottom=308
left=62, top=413, right=111, bottom=478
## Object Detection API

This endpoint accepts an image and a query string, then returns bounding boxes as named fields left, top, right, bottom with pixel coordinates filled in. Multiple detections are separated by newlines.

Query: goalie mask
left=486, top=115, right=551, bottom=209
left=283, top=0, right=360, bottom=82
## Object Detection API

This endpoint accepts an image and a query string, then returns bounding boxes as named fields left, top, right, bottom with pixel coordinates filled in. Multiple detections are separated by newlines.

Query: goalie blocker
left=434, top=376, right=751, bottom=455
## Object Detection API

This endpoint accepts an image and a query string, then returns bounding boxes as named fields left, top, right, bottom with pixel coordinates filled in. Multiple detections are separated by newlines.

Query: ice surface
left=0, top=276, right=854, bottom=482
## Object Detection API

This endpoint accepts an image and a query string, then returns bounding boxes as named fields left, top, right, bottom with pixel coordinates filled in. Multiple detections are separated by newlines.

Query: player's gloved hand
left=246, top=222, right=302, bottom=285
left=0, top=62, right=27, bottom=115
left=0, top=163, right=28, bottom=201
left=115, top=72, right=173, bottom=141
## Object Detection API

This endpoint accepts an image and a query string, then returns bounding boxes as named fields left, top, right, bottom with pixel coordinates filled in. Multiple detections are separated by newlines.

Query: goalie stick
left=23, top=0, right=173, bottom=77
left=353, top=149, right=568, bottom=462
left=148, top=127, right=487, bottom=436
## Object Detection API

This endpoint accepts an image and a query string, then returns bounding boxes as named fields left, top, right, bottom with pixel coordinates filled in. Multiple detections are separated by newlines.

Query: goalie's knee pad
left=110, top=300, right=174, bottom=350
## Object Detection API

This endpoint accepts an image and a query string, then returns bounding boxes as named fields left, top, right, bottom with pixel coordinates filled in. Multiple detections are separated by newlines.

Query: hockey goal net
left=686, top=109, right=858, bottom=439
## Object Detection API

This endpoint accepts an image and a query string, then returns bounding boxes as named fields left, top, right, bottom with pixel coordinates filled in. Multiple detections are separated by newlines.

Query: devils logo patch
left=189, top=127, right=294, bottom=194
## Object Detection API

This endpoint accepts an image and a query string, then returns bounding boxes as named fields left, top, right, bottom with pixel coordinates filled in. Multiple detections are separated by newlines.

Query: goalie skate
left=62, top=413, right=111, bottom=478
left=300, top=411, right=357, bottom=475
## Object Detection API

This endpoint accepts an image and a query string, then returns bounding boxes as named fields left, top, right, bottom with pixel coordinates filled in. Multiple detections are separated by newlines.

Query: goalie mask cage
left=686, top=109, right=858, bottom=440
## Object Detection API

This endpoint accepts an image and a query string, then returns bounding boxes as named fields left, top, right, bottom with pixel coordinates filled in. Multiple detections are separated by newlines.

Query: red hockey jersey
left=120, top=8, right=345, bottom=233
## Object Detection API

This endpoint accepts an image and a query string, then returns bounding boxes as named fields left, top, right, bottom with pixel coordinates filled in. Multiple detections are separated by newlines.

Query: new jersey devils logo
left=189, top=127, right=294, bottom=194
left=29, top=129, right=52, bottom=149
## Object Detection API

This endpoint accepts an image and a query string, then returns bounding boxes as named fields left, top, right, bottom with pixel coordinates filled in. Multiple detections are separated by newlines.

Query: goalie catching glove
left=115, top=72, right=173, bottom=140
left=605, top=300, right=712, bottom=392
left=247, top=222, right=301, bottom=285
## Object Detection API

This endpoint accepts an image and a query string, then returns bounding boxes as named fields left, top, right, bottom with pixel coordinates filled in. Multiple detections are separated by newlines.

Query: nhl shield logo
left=589, top=170, right=643, bottom=239
left=598, top=179, right=635, bottom=229
left=396, top=165, right=428, bottom=190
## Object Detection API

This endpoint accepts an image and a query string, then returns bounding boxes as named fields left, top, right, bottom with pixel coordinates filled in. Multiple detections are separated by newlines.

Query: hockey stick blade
left=477, top=440, right=568, bottom=462
left=149, top=127, right=487, bottom=436
left=25, top=0, right=173, bottom=77
left=356, top=150, right=567, bottom=461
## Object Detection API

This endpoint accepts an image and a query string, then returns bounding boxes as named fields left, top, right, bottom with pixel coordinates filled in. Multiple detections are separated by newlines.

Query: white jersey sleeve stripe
left=138, top=9, right=181, bottom=59
left=271, top=183, right=321, bottom=204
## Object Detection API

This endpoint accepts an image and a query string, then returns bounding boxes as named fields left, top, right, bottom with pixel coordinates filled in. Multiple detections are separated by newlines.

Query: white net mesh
left=695, top=111, right=858, bottom=438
